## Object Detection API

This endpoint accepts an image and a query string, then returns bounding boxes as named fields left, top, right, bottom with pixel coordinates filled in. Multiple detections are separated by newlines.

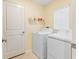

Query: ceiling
left=32, top=0, right=53, bottom=6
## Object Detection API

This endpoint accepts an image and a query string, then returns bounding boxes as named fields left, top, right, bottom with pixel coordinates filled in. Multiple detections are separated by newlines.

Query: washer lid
left=48, top=31, right=72, bottom=43
left=38, top=28, right=53, bottom=34
left=38, top=31, right=52, bottom=34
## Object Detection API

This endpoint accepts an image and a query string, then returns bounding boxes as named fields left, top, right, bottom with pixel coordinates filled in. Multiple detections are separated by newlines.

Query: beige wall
left=24, top=1, right=44, bottom=50
left=44, top=0, right=74, bottom=28
left=44, top=0, right=76, bottom=41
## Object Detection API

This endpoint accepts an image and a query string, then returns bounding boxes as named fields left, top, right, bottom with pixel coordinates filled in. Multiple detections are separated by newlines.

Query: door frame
left=3, top=1, right=26, bottom=59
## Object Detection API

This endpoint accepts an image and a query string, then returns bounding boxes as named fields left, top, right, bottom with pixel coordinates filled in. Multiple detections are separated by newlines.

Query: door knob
left=22, top=32, right=24, bottom=34
left=2, top=39, right=7, bottom=43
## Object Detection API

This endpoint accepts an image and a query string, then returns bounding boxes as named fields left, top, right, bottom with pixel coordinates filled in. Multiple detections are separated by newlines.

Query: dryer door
left=47, top=37, right=71, bottom=59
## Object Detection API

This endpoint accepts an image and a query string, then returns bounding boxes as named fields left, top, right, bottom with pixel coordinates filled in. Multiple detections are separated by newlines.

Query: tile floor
left=11, top=51, right=38, bottom=59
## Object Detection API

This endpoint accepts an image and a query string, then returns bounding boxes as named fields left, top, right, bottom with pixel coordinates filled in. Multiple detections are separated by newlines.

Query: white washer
left=32, top=28, right=52, bottom=59
left=47, top=31, right=72, bottom=59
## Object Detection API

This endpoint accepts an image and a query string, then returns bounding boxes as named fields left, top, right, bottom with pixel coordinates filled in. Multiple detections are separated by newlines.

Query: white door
left=6, top=2, right=25, bottom=58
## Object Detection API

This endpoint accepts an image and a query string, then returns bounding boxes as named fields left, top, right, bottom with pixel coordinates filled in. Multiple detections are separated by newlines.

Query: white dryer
left=47, top=31, right=72, bottom=59
left=32, top=28, right=52, bottom=59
